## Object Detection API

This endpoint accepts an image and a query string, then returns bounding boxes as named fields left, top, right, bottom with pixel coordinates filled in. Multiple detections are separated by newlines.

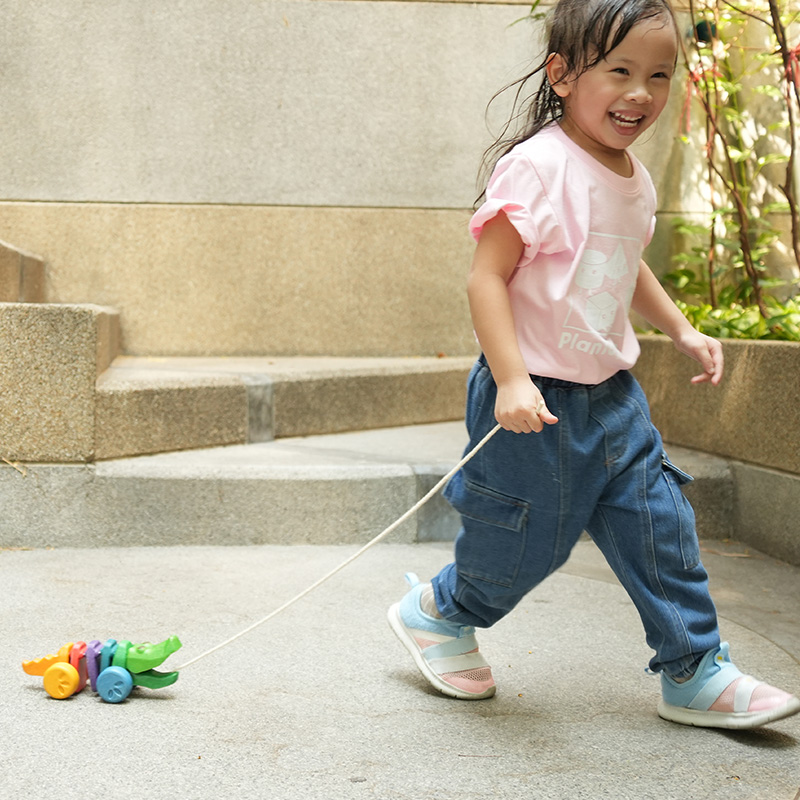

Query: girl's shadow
left=720, top=727, right=798, bottom=749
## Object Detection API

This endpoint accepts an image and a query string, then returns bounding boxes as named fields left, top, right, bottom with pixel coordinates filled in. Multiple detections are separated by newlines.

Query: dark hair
left=477, top=0, right=677, bottom=203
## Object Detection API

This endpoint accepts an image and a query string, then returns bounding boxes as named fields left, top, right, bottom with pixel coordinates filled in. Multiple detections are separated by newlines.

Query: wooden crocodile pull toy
left=23, top=636, right=181, bottom=703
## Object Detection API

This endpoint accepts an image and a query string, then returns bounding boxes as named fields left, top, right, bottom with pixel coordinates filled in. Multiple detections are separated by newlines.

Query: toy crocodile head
left=125, top=635, right=182, bottom=674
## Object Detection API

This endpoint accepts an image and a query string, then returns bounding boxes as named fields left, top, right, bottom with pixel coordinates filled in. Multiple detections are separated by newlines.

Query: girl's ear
left=546, top=53, right=571, bottom=98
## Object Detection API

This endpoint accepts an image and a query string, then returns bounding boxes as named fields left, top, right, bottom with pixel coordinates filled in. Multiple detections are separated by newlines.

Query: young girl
left=388, top=0, right=800, bottom=729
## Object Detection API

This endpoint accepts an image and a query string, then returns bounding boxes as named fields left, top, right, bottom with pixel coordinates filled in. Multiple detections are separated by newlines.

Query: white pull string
left=175, top=423, right=502, bottom=671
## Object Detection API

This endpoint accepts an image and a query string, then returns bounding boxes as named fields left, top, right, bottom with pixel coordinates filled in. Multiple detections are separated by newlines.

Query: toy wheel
left=43, top=662, right=80, bottom=699
left=96, top=666, right=134, bottom=704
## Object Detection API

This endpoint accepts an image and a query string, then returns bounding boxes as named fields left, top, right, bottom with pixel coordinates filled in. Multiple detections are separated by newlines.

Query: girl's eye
left=653, top=71, right=672, bottom=79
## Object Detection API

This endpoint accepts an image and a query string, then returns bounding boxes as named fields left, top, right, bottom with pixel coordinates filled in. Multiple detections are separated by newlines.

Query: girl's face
left=547, top=17, right=678, bottom=174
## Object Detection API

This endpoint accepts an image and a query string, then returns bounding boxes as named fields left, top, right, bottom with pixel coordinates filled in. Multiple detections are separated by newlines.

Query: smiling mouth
left=610, top=111, right=644, bottom=129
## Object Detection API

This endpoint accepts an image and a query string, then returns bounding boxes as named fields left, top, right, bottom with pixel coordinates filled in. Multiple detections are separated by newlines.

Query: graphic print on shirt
left=559, top=231, right=640, bottom=356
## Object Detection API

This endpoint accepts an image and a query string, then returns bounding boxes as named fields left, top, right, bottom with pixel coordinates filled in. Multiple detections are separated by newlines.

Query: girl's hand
left=672, top=329, right=724, bottom=386
left=495, top=377, right=559, bottom=433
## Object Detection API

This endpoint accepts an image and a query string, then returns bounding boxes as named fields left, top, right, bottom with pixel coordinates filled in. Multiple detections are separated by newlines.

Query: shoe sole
left=657, top=695, right=800, bottom=730
left=387, top=603, right=496, bottom=701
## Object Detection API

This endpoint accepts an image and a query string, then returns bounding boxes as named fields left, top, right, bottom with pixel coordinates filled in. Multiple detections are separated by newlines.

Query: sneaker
left=387, top=573, right=495, bottom=700
left=658, top=642, right=800, bottom=729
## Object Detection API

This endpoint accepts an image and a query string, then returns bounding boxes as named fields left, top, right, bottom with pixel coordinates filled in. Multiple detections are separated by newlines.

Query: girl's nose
left=626, top=84, right=653, bottom=103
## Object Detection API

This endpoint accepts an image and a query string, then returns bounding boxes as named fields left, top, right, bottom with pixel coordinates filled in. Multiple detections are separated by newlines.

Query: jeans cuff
left=663, top=651, right=706, bottom=680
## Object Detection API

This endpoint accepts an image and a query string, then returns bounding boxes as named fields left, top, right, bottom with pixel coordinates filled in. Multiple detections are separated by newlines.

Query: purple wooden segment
left=86, top=640, right=104, bottom=692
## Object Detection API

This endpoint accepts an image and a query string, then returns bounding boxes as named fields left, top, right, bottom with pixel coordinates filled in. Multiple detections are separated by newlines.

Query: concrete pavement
left=3, top=538, right=799, bottom=799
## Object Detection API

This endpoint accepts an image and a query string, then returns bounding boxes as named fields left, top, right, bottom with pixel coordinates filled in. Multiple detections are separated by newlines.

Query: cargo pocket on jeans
left=445, top=475, right=529, bottom=588
left=661, top=455, right=700, bottom=570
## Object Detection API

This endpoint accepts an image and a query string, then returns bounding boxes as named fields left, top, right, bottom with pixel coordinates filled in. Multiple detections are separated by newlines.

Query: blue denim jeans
left=432, top=356, right=721, bottom=677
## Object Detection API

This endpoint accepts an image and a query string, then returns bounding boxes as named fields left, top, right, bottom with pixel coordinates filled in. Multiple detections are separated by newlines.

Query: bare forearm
left=631, top=261, right=694, bottom=339
left=632, top=260, right=724, bottom=385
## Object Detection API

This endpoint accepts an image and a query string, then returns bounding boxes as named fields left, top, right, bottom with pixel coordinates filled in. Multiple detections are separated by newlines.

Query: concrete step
left=0, top=300, right=473, bottom=462
left=94, top=355, right=474, bottom=459
left=1, top=423, right=732, bottom=552
left=2, top=422, right=467, bottom=548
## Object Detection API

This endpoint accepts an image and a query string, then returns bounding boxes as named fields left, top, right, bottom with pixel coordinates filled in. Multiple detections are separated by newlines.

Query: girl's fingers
left=498, top=401, right=559, bottom=433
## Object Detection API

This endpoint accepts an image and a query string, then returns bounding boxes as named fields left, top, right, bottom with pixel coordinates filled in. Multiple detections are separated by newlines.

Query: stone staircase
left=0, top=269, right=479, bottom=548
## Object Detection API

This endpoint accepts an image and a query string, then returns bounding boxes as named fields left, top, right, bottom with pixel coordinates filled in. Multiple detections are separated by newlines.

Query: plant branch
left=767, top=0, right=800, bottom=269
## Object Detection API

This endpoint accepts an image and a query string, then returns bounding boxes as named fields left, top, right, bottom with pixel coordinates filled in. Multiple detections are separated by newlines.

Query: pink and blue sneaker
left=388, top=573, right=495, bottom=700
left=659, top=642, right=800, bottom=729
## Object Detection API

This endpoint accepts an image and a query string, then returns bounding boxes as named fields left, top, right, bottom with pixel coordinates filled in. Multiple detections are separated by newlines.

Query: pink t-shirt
left=470, top=123, right=657, bottom=384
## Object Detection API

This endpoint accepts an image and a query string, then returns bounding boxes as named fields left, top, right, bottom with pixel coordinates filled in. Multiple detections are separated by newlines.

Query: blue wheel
left=96, top=666, right=134, bottom=703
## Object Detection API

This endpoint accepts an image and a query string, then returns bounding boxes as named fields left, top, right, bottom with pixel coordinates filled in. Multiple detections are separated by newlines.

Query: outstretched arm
left=632, top=261, right=724, bottom=385
left=467, top=212, right=559, bottom=432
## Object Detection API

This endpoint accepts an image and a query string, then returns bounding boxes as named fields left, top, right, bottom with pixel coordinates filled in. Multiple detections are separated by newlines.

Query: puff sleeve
left=469, top=151, right=559, bottom=259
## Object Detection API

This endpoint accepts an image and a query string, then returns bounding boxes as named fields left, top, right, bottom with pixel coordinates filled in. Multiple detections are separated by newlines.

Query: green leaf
left=727, top=148, right=752, bottom=162
left=754, top=85, right=785, bottom=101
left=757, top=153, right=790, bottom=166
